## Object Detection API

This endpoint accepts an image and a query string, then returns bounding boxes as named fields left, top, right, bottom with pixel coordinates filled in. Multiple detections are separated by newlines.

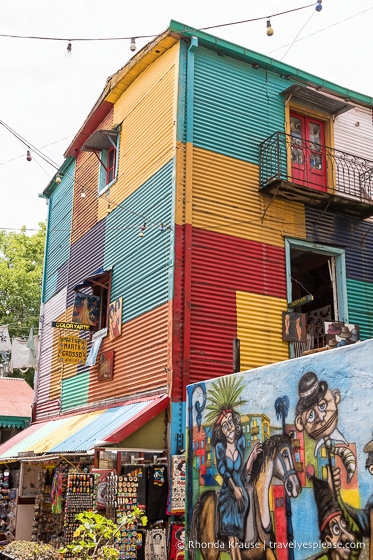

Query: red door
left=290, top=112, right=327, bottom=191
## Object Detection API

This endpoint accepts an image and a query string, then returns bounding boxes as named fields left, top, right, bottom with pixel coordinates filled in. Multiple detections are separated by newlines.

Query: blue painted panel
left=193, top=47, right=287, bottom=163
left=347, top=278, right=373, bottom=340
left=176, top=40, right=187, bottom=144
left=66, top=219, right=106, bottom=308
left=43, top=159, right=75, bottom=303
left=170, top=400, right=186, bottom=456
left=104, top=159, right=174, bottom=324
left=305, top=207, right=373, bottom=282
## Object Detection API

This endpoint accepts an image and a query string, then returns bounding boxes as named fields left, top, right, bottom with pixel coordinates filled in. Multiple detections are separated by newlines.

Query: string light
left=316, top=0, right=322, bottom=12
left=266, top=19, right=274, bottom=36
left=80, top=187, right=86, bottom=198
left=65, top=41, right=72, bottom=58
left=26, top=150, right=32, bottom=162
left=130, top=38, right=136, bottom=52
left=55, top=174, right=62, bottom=184
left=139, top=223, right=146, bottom=238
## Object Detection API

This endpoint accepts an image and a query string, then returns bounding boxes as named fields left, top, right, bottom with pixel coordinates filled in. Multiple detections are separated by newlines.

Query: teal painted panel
left=194, top=47, right=288, bottom=164
left=43, top=159, right=74, bottom=302
left=61, top=371, right=90, bottom=411
left=104, top=159, right=175, bottom=324
left=347, top=278, right=373, bottom=340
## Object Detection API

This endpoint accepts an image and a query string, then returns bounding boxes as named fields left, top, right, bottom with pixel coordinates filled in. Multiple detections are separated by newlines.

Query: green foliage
left=3, top=539, right=61, bottom=559
left=0, top=222, right=46, bottom=386
left=59, top=508, right=147, bottom=559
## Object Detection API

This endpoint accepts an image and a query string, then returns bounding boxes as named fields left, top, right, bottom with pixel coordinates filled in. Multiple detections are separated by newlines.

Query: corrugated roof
left=0, top=394, right=169, bottom=459
left=0, top=378, right=33, bottom=418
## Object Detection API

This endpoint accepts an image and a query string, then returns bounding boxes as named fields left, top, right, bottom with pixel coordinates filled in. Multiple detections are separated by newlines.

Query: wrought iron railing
left=259, top=132, right=373, bottom=202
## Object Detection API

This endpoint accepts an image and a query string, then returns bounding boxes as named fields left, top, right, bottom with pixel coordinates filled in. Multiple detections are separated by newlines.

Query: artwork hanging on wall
left=72, top=292, right=100, bottom=327
left=282, top=312, right=307, bottom=342
left=109, top=297, right=122, bottom=340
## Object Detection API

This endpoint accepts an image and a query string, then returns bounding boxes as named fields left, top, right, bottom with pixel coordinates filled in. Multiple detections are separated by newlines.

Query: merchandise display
left=0, top=468, right=17, bottom=542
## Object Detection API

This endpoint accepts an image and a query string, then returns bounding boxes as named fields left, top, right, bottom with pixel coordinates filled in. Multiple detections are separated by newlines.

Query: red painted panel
left=189, top=227, right=286, bottom=384
left=172, top=224, right=185, bottom=401
left=65, top=100, right=114, bottom=158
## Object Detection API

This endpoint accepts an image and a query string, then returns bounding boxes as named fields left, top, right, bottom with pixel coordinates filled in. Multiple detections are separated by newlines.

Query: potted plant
left=59, top=507, right=147, bottom=559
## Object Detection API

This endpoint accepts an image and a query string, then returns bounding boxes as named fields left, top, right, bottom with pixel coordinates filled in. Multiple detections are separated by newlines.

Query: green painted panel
left=194, top=47, right=288, bottom=164
left=43, top=159, right=75, bottom=303
left=104, top=159, right=175, bottom=324
left=347, top=278, right=373, bottom=340
left=61, top=371, right=90, bottom=411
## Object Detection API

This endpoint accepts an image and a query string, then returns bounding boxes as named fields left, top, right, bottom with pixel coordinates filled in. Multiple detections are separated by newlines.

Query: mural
left=187, top=339, right=373, bottom=560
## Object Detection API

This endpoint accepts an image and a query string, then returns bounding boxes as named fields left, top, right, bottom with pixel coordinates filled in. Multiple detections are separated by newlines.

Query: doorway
left=285, top=239, right=348, bottom=352
left=290, top=112, right=327, bottom=191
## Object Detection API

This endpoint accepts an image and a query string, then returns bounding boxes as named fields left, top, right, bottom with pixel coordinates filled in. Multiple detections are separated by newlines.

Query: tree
left=0, top=223, right=46, bottom=386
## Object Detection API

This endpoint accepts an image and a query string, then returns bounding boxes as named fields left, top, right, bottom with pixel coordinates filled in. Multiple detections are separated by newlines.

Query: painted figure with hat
left=306, top=465, right=362, bottom=560
left=295, top=372, right=356, bottom=483
left=205, top=376, right=262, bottom=560
left=340, top=436, right=373, bottom=539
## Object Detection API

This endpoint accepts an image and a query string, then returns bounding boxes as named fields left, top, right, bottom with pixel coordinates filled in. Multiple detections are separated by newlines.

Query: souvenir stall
left=1, top=447, right=185, bottom=559
left=0, top=465, right=19, bottom=551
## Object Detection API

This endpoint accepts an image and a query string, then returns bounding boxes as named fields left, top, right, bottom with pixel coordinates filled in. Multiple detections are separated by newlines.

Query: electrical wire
left=0, top=3, right=317, bottom=43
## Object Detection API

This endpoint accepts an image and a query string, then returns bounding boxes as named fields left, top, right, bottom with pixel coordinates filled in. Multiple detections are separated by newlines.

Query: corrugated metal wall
left=236, top=291, right=289, bottom=370
left=188, top=227, right=287, bottom=383
left=71, top=109, right=114, bottom=245
left=193, top=48, right=288, bottom=163
left=335, top=106, right=373, bottom=161
left=346, top=278, right=373, bottom=340
left=37, top=44, right=179, bottom=418
left=87, top=303, right=170, bottom=403
left=36, top=289, right=68, bottom=417
left=43, top=159, right=74, bottom=303
left=104, top=159, right=174, bottom=323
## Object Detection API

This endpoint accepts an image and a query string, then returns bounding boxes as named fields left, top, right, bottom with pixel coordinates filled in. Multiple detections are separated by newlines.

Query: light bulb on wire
left=139, top=223, right=146, bottom=238
left=26, top=150, right=32, bottom=162
left=66, top=42, right=72, bottom=58
left=55, top=174, right=62, bottom=184
left=130, top=38, right=136, bottom=52
left=315, top=0, right=322, bottom=11
left=266, top=19, right=274, bottom=36
left=81, top=188, right=86, bottom=198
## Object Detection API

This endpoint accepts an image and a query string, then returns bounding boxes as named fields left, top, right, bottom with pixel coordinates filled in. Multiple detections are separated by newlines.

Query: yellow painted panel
left=32, top=411, right=102, bottom=454
left=49, top=305, right=78, bottom=400
left=97, top=44, right=179, bottom=221
left=190, top=147, right=306, bottom=247
left=236, top=291, right=289, bottom=369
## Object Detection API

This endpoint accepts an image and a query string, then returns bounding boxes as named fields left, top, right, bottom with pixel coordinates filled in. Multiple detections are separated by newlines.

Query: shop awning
left=0, top=394, right=169, bottom=460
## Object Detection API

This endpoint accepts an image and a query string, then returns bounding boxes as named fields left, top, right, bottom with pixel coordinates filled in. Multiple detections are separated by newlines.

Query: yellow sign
left=52, top=321, right=93, bottom=331
left=58, top=336, right=88, bottom=365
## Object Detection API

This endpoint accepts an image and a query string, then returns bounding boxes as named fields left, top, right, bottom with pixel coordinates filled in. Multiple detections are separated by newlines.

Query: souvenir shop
left=0, top=448, right=186, bottom=560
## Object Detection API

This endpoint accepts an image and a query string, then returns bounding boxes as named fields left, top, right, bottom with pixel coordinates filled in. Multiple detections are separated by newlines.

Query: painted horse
left=189, top=433, right=302, bottom=560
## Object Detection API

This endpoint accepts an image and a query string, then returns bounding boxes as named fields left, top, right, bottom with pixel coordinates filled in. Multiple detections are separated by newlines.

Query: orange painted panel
left=87, top=302, right=171, bottom=403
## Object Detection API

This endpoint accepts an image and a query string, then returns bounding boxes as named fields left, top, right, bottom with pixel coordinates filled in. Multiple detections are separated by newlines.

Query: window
left=98, top=140, right=119, bottom=193
left=81, top=129, right=120, bottom=194
left=73, top=268, right=112, bottom=331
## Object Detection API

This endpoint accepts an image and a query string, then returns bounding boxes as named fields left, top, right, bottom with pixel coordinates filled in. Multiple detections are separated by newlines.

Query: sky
left=1, top=0, right=372, bottom=233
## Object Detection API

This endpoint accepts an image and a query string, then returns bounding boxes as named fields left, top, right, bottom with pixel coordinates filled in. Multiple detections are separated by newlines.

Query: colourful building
left=0, top=21, right=372, bottom=539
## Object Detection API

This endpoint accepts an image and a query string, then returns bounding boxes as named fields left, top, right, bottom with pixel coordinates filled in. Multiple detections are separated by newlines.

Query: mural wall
left=187, top=338, right=373, bottom=560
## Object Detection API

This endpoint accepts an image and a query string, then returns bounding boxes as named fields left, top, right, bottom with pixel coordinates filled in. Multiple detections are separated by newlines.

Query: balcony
left=259, top=132, right=373, bottom=218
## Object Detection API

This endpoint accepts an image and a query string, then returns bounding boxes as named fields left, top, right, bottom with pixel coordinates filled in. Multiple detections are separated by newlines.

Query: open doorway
left=286, top=239, right=347, bottom=353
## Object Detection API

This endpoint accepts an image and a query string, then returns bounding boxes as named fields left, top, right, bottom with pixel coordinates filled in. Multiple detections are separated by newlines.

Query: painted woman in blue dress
left=211, top=408, right=262, bottom=559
